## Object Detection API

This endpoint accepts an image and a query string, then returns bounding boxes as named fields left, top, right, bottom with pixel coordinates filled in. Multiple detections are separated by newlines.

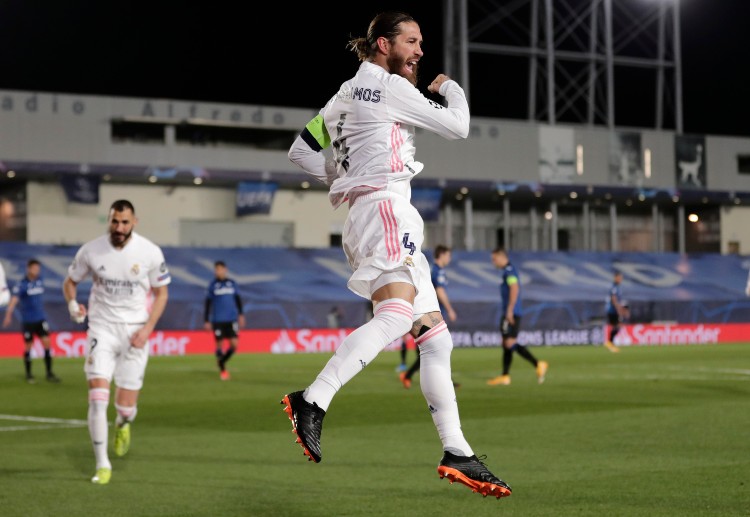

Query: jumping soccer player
left=282, top=11, right=511, bottom=499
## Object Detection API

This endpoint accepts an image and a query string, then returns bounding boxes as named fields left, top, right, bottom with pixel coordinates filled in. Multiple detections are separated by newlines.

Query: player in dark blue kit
left=604, top=271, right=628, bottom=353
left=400, top=245, right=459, bottom=389
left=2, top=259, right=60, bottom=383
left=204, top=261, right=245, bottom=380
left=487, top=248, right=547, bottom=386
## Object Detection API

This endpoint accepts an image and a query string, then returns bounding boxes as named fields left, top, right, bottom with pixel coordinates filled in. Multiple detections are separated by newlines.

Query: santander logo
left=271, top=329, right=352, bottom=354
left=617, top=324, right=722, bottom=345
left=271, top=330, right=298, bottom=354
left=51, top=331, right=190, bottom=357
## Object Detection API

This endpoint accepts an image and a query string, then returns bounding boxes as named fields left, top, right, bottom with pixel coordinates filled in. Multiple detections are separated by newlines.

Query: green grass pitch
left=0, top=343, right=748, bottom=516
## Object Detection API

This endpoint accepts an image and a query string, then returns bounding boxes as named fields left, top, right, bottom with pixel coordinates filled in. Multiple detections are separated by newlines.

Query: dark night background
left=1, top=1, right=748, bottom=136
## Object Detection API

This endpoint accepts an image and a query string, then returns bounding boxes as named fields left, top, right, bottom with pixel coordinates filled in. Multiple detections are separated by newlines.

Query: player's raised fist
left=428, top=74, right=451, bottom=94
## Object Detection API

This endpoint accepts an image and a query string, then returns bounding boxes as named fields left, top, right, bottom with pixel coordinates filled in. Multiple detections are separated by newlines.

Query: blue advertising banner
left=411, top=187, right=443, bottom=221
left=1, top=244, right=749, bottom=332
left=59, top=174, right=100, bottom=204
left=236, top=181, right=277, bottom=216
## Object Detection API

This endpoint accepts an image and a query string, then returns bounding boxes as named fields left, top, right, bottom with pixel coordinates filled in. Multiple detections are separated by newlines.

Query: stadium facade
left=1, top=89, right=749, bottom=254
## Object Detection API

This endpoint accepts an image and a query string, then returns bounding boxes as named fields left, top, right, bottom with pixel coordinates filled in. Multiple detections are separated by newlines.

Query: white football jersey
left=289, top=61, right=470, bottom=208
left=0, top=261, right=8, bottom=306
left=67, top=232, right=171, bottom=324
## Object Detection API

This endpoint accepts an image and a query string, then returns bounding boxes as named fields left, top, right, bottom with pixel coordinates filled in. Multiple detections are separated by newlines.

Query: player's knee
left=373, top=298, right=414, bottom=339
left=411, top=311, right=445, bottom=334
left=377, top=311, right=413, bottom=338
left=88, top=388, right=110, bottom=410
left=415, top=320, right=453, bottom=354
left=115, top=403, right=136, bottom=420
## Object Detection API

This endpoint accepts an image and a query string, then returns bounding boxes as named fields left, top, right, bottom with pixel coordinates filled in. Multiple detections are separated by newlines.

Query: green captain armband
left=507, top=276, right=519, bottom=285
left=300, top=115, right=331, bottom=152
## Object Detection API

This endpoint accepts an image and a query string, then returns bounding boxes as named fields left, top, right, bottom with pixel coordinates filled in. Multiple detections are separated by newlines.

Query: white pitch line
left=605, top=364, right=750, bottom=377
left=701, top=368, right=750, bottom=376
left=0, top=414, right=88, bottom=432
left=0, top=414, right=87, bottom=424
left=0, top=424, right=87, bottom=432
left=651, top=365, right=750, bottom=376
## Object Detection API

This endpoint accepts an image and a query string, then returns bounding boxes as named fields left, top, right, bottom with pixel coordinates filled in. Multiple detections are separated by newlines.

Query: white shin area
left=88, top=388, right=111, bottom=469
left=305, top=298, right=413, bottom=412
left=416, top=322, right=473, bottom=457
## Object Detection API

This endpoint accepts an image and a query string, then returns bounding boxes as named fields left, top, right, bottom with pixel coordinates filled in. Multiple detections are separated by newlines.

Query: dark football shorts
left=22, top=320, right=50, bottom=341
left=500, top=316, right=521, bottom=338
left=212, top=321, right=239, bottom=340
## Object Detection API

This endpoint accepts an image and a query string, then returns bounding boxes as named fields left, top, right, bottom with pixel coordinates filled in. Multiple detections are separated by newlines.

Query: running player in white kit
left=281, top=11, right=511, bottom=499
left=63, top=199, right=171, bottom=485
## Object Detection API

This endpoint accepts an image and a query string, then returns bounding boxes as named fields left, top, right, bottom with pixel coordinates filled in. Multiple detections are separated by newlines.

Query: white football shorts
left=343, top=191, right=439, bottom=317
left=84, top=320, right=150, bottom=390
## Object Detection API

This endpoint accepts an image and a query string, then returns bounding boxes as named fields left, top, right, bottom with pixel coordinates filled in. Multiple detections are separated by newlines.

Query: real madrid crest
left=403, top=256, right=414, bottom=267
left=131, top=263, right=140, bottom=275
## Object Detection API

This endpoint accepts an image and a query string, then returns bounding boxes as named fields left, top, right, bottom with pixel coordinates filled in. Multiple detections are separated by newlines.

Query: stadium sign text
left=613, top=323, right=728, bottom=346
left=0, top=92, right=290, bottom=127
left=1, top=91, right=505, bottom=139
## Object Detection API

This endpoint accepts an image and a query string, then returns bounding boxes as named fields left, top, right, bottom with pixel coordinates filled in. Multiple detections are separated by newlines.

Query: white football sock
left=88, top=388, right=111, bottom=469
left=416, top=321, right=474, bottom=457
left=115, top=403, right=137, bottom=427
left=305, top=298, right=413, bottom=411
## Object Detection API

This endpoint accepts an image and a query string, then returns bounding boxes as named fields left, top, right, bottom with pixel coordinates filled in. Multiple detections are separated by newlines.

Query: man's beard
left=110, top=230, right=132, bottom=247
left=387, top=55, right=418, bottom=86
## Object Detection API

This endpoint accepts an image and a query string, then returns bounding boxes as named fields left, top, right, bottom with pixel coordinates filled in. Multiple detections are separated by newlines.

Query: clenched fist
left=428, top=74, right=452, bottom=94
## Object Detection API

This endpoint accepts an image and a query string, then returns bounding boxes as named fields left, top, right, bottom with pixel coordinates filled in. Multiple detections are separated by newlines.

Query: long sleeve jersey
left=288, top=61, right=470, bottom=209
